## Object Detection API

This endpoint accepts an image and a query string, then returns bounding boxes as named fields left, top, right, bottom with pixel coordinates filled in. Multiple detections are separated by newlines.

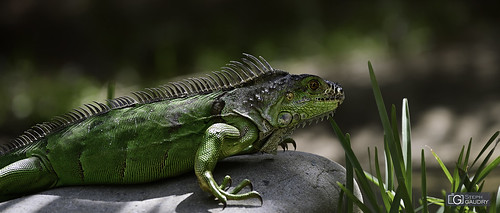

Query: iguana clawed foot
left=279, top=138, right=296, bottom=151
left=211, top=175, right=263, bottom=209
left=195, top=123, right=263, bottom=208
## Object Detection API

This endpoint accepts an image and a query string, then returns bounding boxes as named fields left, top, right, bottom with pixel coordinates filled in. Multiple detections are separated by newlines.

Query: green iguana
left=0, top=53, right=344, bottom=207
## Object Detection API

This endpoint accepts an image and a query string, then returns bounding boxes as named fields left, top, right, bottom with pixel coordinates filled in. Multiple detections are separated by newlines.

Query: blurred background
left=1, top=0, right=499, bottom=202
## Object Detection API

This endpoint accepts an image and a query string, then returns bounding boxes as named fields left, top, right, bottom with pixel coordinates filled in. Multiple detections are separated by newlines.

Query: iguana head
left=247, top=73, right=344, bottom=153
left=228, top=71, right=344, bottom=153
left=269, top=74, right=344, bottom=129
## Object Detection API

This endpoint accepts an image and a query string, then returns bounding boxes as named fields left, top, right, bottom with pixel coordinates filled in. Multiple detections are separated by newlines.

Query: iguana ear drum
left=277, top=112, right=293, bottom=127
left=210, top=99, right=226, bottom=115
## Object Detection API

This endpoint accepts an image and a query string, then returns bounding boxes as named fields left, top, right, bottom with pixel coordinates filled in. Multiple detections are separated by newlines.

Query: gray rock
left=0, top=151, right=362, bottom=213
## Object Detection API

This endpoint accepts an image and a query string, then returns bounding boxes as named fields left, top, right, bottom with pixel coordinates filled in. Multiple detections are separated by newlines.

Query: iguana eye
left=308, top=80, right=320, bottom=90
left=286, top=92, right=294, bottom=101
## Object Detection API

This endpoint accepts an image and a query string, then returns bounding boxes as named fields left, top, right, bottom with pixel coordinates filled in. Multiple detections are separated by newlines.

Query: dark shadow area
left=1, top=1, right=499, bottom=140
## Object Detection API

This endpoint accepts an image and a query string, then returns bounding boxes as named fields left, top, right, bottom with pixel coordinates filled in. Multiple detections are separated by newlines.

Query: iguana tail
left=0, top=141, right=58, bottom=201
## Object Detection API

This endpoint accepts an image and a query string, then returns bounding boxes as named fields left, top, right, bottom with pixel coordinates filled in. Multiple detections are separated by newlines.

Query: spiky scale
left=222, top=66, right=245, bottom=82
left=160, top=84, right=177, bottom=97
left=171, top=82, right=188, bottom=96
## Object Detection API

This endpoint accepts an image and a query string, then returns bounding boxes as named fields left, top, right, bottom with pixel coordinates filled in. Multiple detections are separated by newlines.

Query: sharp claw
left=222, top=201, right=227, bottom=210
left=248, top=181, right=254, bottom=191
left=280, top=143, right=287, bottom=151
left=226, top=178, right=232, bottom=190
left=256, top=193, right=263, bottom=206
left=280, top=138, right=296, bottom=151
left=215, top=194, right=228, bottom=209
left=245, top=191, right=263, bottom=206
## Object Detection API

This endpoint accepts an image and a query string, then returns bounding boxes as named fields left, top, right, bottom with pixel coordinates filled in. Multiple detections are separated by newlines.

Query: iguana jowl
left=0, top=54, right=344, bottom=207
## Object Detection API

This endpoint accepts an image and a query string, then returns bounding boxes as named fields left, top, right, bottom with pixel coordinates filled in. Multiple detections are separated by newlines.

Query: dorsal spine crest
left=0, top=53, right=285, bottom=155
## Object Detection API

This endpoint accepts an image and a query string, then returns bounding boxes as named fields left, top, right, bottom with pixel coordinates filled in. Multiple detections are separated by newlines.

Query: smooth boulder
left=0, top=151, right=362, bottom=212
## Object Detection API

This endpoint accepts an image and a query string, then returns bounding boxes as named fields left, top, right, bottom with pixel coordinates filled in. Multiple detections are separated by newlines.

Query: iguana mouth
left=295, top=111, right=336, bottom=129
left=316, top=96, right=344, bottom=102
left=296, top=87, right=344, bottom=129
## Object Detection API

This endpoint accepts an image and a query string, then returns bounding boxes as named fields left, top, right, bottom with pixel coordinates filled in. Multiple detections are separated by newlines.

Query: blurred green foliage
left=0, top=0, right=499, bottom=139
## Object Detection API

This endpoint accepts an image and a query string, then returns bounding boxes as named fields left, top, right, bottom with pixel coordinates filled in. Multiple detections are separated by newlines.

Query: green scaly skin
left=0, top=54, right=344, bottom=207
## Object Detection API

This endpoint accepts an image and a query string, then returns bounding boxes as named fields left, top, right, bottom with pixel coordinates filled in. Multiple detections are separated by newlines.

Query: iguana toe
left=214, top=177, right=261, bottom=208
left=219, top=175, right=232, bottom=191
left=279, top=138, right=296, bottom=151
left=230, top=178, right=253, bottom=193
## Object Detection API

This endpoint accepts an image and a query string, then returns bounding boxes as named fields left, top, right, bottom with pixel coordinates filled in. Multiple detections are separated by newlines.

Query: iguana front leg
left=194, top=123, right=262, bottom=208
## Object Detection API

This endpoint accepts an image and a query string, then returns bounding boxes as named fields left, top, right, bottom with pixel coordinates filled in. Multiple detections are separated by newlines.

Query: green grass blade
left=389, top=186, right=405, bottom=213
left=437, top=206, right=445, bottom=213
left=330, top=120, right=381, bottom=212
left=390, top=105, right=406, bottom=176
left=426, top=196, right=444, bottom=206
left=364, top=171, right=398, bottom=203
left=478, top=181, right=485, bottom=192
left=368, top=62, right=394, bottom=158
left=463, top=138, right=472, bottom=169
left=394, top=182, right=414, bottom=212
left=496, top=186, right=500, bottom=213
left=368, top=61, right=394, bottom=149
left=336, top=188, right=345, bottom=213
left=471, top=144, right=500, bottom=189
left=374, top=147, right=391, bottom=210
left=474, top=155, right=500, bottom=184
left=429, top=147, right=453, bottom=183
left=386, top=131, right=414, bottom=210
left=390, top=105, right=402, bottom=156
left=457, top=145, right=465, bottom=170
left=456, top=167, right=470, bottom=193
left=421, top=149, right=428, bottom=213
left=453, top=146, right=465, bottom=192
left=384, top=136, right=394, bottom=191
left=390, top=104, right=414, bottom=201
left=369, top=62, right=413, bottom=210
left=345, top=134, right=354, bottom=213
left=369, top=60, right=394, bottom=192
left=471, top=131, right=499, bottom=168
left=402, top=98, right=412, bottom=199
left=355, top=169, right=387, bottom=211
left=364, top=171, right=396, bottom=198
left=402, top=98, right=411, bottom=168
left=441, top=190, right=451, bottom=213
left=337, top=182, right=372, bottom=213
left=368, top=147, right=373, bottom=181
